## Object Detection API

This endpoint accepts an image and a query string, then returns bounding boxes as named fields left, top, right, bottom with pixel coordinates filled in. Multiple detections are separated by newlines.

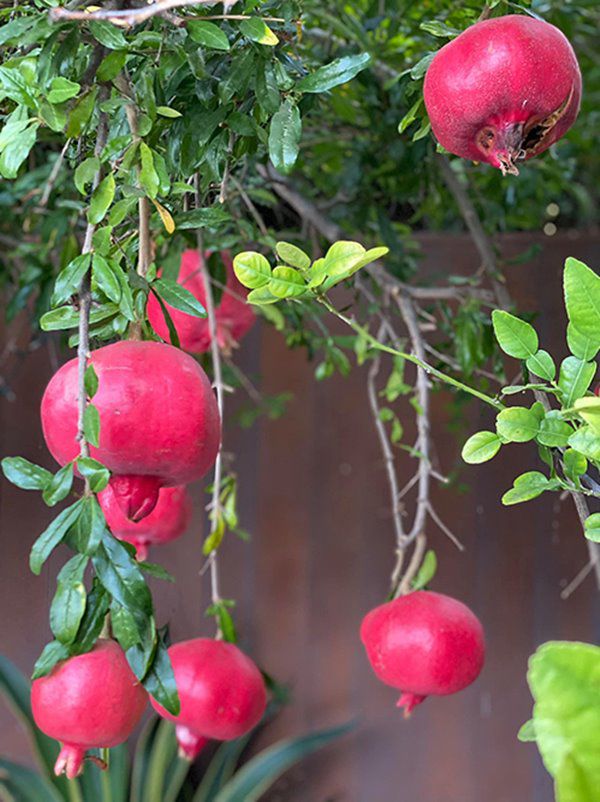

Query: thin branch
left=396, top=534, right=427, bottom=596
left=50, top=0, right=232, bottom=27
left=570, top=492, right=600, bottom=591
left=195, top=173, right=224, bottom=635
left=39, top=139, right=71, bottom=207
left=230, top=176, right=269, bottom=237
left=427, top=502, right=465, bottom=551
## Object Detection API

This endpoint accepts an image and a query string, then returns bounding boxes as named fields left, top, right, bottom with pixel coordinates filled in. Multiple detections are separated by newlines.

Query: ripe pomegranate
left=147, top=250, right=256, bottom=354
left=41, top=340, right=220, bottom=521
left=98, top=484, right=192, bottom=561
left=150, top=638, right=267, bottom=759
left=31, top=639, right=147, bottom=778
left=360, top=591, right=485, bottom=714
left=423, top=15, right=581, bottom=175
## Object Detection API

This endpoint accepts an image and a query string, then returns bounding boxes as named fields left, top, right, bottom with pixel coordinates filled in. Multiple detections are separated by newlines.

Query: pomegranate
left=360, top=591, right=485, bottom=714
left=98, top=484, right=192, bottom=561
left=423, top=15, right=581, bottom=175
left=150, top=638, right=267, bottom=759
left=147, top=250, right=256, bottom=354
left=31, top=639, right=147, bottom=778
left=41, top=340, right=220, bottom=521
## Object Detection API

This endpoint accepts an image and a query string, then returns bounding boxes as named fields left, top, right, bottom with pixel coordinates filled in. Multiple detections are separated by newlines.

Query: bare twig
left=230, top=176, right=269, bottom=237
left=50, top=0, right=234, bottom=27
left=570, top=492, right=600, bottom=591
left=40, top=139, right=71, bottom=207
left=195, top=173, right=224, bottom=634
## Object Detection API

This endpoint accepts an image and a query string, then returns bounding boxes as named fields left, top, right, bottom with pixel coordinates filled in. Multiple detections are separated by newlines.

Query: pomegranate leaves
left=462, top=257, right=600, bottom=547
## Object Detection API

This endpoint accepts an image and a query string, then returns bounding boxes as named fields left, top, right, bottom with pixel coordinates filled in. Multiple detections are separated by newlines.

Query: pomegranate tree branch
left=194, top=174, right=224, bottom=631
left=50, top=0, right=231, bottom=27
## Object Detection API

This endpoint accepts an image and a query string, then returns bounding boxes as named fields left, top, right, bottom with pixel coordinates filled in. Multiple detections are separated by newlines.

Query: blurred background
left=2, top=231, right=598, bottom=802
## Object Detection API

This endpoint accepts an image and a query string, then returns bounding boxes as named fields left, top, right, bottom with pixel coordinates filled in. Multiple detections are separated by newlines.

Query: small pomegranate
left=360, top=591, right=485, bottom=715
left=98, top=484, right=192, bottom=561
left=41, top=340, right=220, bottom=521
left=423, top=15, right=581, bottom=175
left=31, top=639, right=147, bottom=779
left=150, top=638, right=267, bottom=759
left=147, top=250, right=256, bottom=354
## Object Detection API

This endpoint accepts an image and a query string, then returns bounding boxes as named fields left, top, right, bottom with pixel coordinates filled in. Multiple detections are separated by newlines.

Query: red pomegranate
left=147, top=250, right=256, bottom=354
left=360, top=591, right=485, bottom=714
left=150, top=638, right=267, bottom=759
left=41, top=340, right=220, bottom=521
left=31, top=639, right=147, bottom=778
left=98, top=484, right=192, bottom=561
left=423, top=15, right=581, bottom=175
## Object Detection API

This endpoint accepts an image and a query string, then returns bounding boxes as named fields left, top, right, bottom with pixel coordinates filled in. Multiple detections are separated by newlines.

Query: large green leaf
left=131, top=717, right=162, bottom=802
left=213, top=722, right=353, bottom=802
left=268, top=99, right=301, bottom=175
left=528, top=642, right=600, bottom=802
left=563, top=258, right=600, bottom=348
left=297, top=53, right=371, bottom=93
left=193, top=734, right=254, bottom=802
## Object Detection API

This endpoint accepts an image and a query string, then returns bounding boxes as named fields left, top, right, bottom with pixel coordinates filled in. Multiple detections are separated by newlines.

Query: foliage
left=0, top=653, right=351, bottom=802
left=519, top=641, right=600, bottom=802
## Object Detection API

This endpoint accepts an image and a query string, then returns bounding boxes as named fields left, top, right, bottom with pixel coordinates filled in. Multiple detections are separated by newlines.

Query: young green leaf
left=501, top=471, right=556, bottom=506
left=568, top=426, right=600, bottom=462
left=563, top=257, right=600, bottom=346
left=268, top=267, right=307, bottom=299
left=74, top=157, right=100, bottom=196
left=491, top=310, right=538, bottom=359
left=566, top=323, right=599, bottom=361
left=275, top=242, right=311, bottom=271
left=83, top=403, right=101, bottom=448
left=411, top=550, right=437, bottom=591
left=526, top=350, right=555, bottom=382
left=30, top=499, right=85, bottom=575
left=240, top=18, right=278, bottom=46
left=496, top=407, right=539, bottom=443
left=84, top=364, right=99, bottom=399
left=77, top=457, right=110, bottom=492
left=558, top=357, right=596, bottom=407
left=461, top=431, right=502, bottom=464
left=47, top=77, right=80, bottom=104
left=536, top=413, right=572, bottom=448
left=233, top=252, right=272, bottom=289
left=563, top=448, right=588, bottom=481
left=42, top=463, right=74, bottom=507
left=152, top=277, right=207, bottom=317
left=297, top=53, right=371, bottom=93
left=2, top=457, right=52, bottom=490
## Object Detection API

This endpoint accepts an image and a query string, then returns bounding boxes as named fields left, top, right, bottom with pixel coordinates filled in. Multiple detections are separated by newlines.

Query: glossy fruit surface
left=31, top=639, right=147, bottom=778
left=150, top=638, right=267, bottom=759
left=98, top=483, right=192, bottom=560
left=360, top=591, right=485, bottom=714
left=423, top=15, right=581, bottom=175
left=41, top=340, right=220, bottom=521
left=148, top=250, right=255, bottom=353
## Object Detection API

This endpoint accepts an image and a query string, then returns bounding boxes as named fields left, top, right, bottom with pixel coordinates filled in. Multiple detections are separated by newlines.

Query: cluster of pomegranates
left=33, top=250, right=263, bottom=777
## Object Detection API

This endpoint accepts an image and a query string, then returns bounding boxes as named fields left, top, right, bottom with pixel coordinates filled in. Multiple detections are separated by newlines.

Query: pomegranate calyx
left=396, top=692, right=427, bottom=718
left=109, top=475, right=162, bottom=522
left=54, top=744, right=86, bottom=779
left=175, top=725, right=209, bottom=761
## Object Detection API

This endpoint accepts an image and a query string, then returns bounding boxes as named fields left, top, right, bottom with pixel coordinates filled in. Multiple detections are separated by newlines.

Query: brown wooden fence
left=1, top=232, right=599, bottom=801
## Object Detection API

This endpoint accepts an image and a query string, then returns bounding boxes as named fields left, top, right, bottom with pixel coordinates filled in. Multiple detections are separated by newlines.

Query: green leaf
left=213, top=722, right=353, bottom=802
left=43, top=463, right=74, bottom=507
left=31, top=640, right=70, bottom=680
left=0, top=121, right=38, bottom=179
left=568, top=426, right=600, bottom=462
left=112, top=602, right=142, bottom=651
left=188, top=20, right=230, bottom=50
left=518, top=720, right=537, bottom=742
left=193, top=734, right=254, bottom=802
left=297, top=53, right=371, bottom=93
left=50, top=555, right=88, bottom=644
left=410, top=52, right=435, bottom=79
left=563, top=258, right=600, bottom=348
left=502, top=471, right=556, bottom=506
left=40, top=302, right=119, bottom=332
left=527, top=642, right=600, bottom=800
left=97, top=50, right=128, bottom=82
left=175, top=205, right=231, bottom=230
left=411, top=550, right=437, bottom=591
left=0, top=757, right=65, bottom=802
left=84, top=364, right=99, bottom=399
left=526, top=350, right=555, bottom=382
left=563, top=448, right=587, bottom=481
left=74, top=156, right=100, bottom=196
left=156, top=106, right=182, bottom=118
left=491, top=310, right=538, bottom=359
left=233, top=252, right=272, bottom=289
left=73, top=580, right=109, bottom=653
left=583, top=513, right=600, bottom=543
left=152, top=277, right=207, bottom=317
left=66, top=87, right=98, bottom=137
left=138, top=562, right=175, bottom=582
left=93, top=254, right=121, bottom=303
left=52, top=253, right=91, bottom=306
left=268, top=99, right=301, bottom=175
left=537, top=413, right=573, bottom=448
left=2, top=456, right=51, bottom=490
left=88, top=173, right=115, bottom=225
left=89, top=20, right=128, bottom=49
left=72, top=495, right=106, bottom=556
left=47, top=76, right=80, bottom=104
left=268, top=266, right=307, bottom=299
left=139, top=142, right=159, bottom=199
left=77, top=457, right=110, bottom=492
left=558, top=357, right=596, bottom=407
left=240, top=18, right=278, bottom=46
left=461, top=431, right=502, bottom=464
left=246, top=286, right=280, bottom=305
left=566, top=323, right=599, bottom=361
left=572, top=397, right=600, bottom=435
left=275, top=242, right=311, bottom=271
left=30, top=499, right=85, bottom=575
left=141, top=636, right=180, bottom=716
left=83, top=404, right=101, bottom=448
left=496, top=407, right=539, bottom=443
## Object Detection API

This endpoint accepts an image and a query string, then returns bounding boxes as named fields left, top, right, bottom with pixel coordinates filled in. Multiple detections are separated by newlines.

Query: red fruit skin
left=31, top=639, right=147, bottom=778
left=41, top=341, right=220, bottom=521
left=150, top=638, right=267, bottom=759
left=360, top=591, right=485, bottom=714
left=423, top=15, right=581, bottom=174
left=147, top=250, right=256, bottom=354
left=98, top=484, right=192, bottom=561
